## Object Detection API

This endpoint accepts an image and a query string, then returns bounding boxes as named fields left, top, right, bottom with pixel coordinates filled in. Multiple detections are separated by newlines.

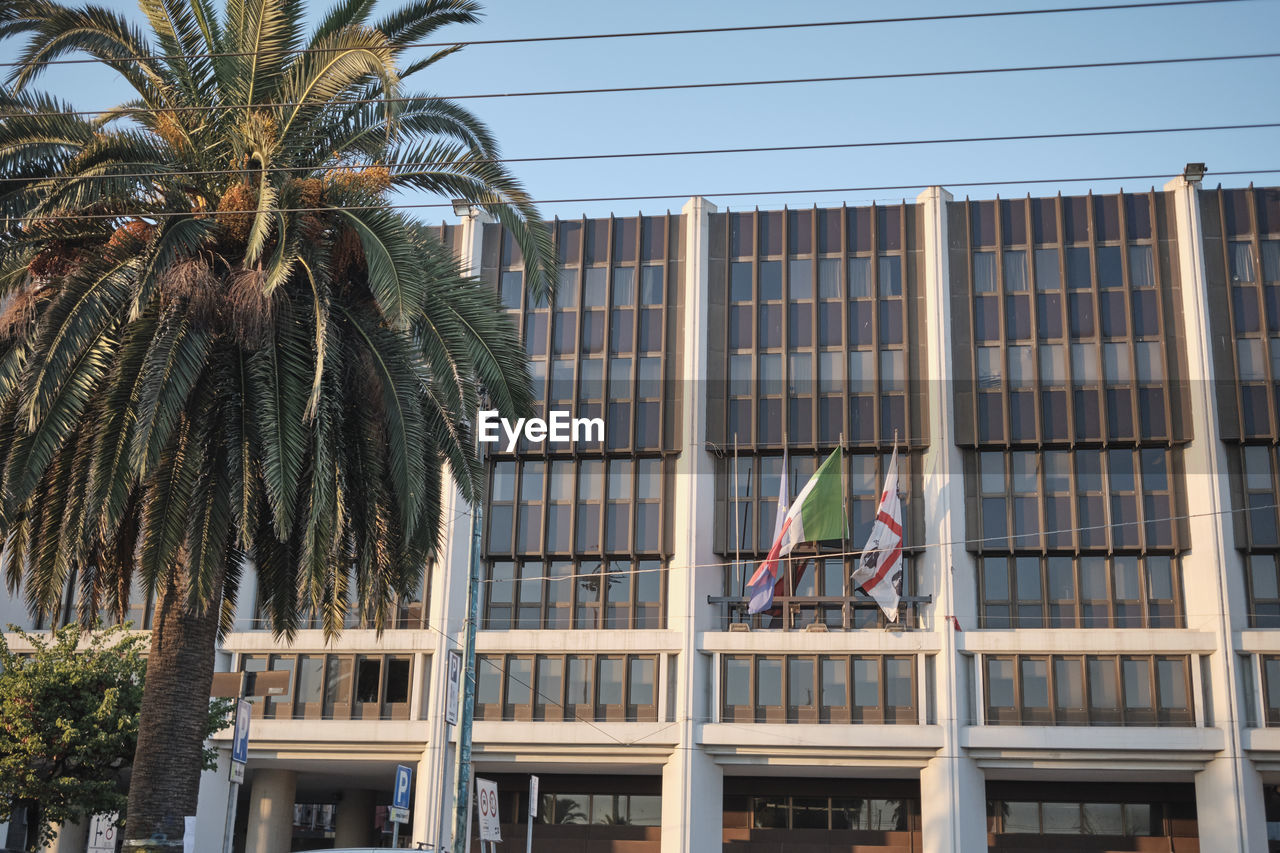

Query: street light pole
left=452, top=422, right=486, bottom=853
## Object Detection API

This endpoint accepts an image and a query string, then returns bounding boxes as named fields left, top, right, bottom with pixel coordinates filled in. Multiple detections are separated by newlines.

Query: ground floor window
left=724, top=777, right=920, bottom=851
left=471, top=773, right=661, bottom=850
left=986, top=781, right=1197, bottom=847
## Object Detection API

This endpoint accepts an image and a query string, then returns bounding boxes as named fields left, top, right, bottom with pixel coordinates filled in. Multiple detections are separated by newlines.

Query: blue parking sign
left=232, top=699, right=251, bottom=765
left=393, top=764, right=413, bottom=810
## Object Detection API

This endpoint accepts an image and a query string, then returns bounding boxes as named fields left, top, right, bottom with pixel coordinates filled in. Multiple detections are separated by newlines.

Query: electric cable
left=6, top=122, right=1277, bottom=187
left=10, top=167, right=1280, bottom=222
left=9, top=51, right=1279, bottom=119
left=0, top=0, right=1252, bottom=70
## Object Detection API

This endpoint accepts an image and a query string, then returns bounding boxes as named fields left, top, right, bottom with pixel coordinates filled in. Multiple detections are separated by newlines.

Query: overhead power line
left=0, top=0, right=1252, bottom=70
left=10, top=168, right=1280, bottom=222
left=16, top=51, right=1280, bottom=120
left=8, top=122, right=1277, bottom=187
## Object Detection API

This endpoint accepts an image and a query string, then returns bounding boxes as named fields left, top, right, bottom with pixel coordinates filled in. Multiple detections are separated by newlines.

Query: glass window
left=789, top=259, right=813, bottom=299
left=818, top=257, right=840, bottom=299
left=1122, top=659, right=1152, bottom=709
left=1231, top=241, right=1257, bottom=283
left=1003, top=251, right=1028, bottom=291
left=584, top=267, right=607, bottom=306
left=759, top=261, right=782, bottom=300
left=1035, top=248, right=1061, bottom=291
left=757, top=658, right=783, bottom=708
left=988, top=658, right=1015, bottom=708
left=821, top=658, right=847, bottom=709
left=1066, top=247, right=1092, bottom=289
left=854, top=658, right=880, bottom=707
left=879, top=256, right=902, bottom=297
left=1096, top=246, right=1123, bottom=287
left=974, top=252, right=997, bottom=293
left=724, top=657, right=751, bottom=709
left=1128, top=245, right=1154, bottom=288
left=848, top=257, right=871, bottom=298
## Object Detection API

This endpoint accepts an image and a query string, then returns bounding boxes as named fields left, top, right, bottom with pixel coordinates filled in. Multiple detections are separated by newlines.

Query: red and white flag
left=851, top=448, right=904, bottom=621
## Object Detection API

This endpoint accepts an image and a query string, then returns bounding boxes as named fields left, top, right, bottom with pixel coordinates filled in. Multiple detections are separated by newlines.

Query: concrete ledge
left=223, top=628, right=439, bottom=653
left=958, top=629, right=1216, bottom=654
left=211, top=718, right=431, bottom=753
left=472, top=719, right=680, bottom=748
left=469, top=721, right=679, bottom=771
left=700, top=723, right=943, bottom=769
left=476, top=630, right=684, bottom=653
left=700, top=631, right=942, bottom=653
left=962, top=724, right=1224, bottom=775
left=1235, top=630, right=1280, bottom=653
left=1240, top=726, right=1280, bottom=771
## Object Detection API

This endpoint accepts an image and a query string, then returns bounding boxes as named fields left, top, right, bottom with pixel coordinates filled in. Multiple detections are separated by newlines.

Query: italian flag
left=747, top=448, right=847, bottom=614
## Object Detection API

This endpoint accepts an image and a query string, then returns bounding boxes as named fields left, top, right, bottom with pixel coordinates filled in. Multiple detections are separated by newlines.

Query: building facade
left=5, top=174, right=1280, bottom=853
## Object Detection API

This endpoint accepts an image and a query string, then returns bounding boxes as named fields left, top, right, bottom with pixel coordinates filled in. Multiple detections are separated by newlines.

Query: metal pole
left=220, top=777, right=238, bottom=853
left=525, top=796, right=532, bottom=853
left=393, top=819, right=400, bottom=848
left=453, top=432, right=486, bottom=853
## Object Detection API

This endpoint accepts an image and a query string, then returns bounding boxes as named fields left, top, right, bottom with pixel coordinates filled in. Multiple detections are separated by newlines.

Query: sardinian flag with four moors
left=851, top=447, right=903, bottom=622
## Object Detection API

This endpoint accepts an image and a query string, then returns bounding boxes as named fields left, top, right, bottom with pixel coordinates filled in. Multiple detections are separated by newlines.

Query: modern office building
left=4, top=172, right=1280, bottom=853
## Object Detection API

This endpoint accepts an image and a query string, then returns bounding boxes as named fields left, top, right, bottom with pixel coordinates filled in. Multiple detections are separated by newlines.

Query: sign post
left=390, top=764, right=413, bottom=847
left=525, top=775, right=538, bottom=853
left=222, top=698, right=251, bottom=853
left=476, top=777, right=501, bottom=851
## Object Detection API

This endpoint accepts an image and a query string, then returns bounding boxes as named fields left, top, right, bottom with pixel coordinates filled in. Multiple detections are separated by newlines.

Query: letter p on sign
left=393, top=764, right=413, bottom=810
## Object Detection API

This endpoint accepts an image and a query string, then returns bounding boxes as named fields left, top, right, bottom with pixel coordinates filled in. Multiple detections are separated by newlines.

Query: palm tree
left=0, top=0, right=554, bottom=845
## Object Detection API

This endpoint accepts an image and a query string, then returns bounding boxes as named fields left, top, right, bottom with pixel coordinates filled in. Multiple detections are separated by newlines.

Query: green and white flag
left=778, top=448, right=847, bottom=550
left=746, top=448, right=847, bottom=614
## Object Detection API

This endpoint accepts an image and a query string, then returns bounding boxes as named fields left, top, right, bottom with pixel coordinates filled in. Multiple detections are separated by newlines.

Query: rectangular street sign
left=229, top=698, right=250, bottom=782
left=86, top=813, right=118, bottom=853
left=529, top=776, right=539, bottom=818
left=388, top=806, right=410, bottom=824
left=393, top=764, right=413, bottom=810
left=476, top=777, right=502, bottom=841
left=445, top=650, right=461, bottom=726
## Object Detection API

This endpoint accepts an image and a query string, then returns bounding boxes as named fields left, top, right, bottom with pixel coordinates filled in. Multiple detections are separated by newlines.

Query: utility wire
left=14, top=51, right=1280, bottom=119
left=0, top=0, right=1252, bottom=70
left=11, top=167, right=1280, bottom=222
left=7, top=122, right=1277, bottom=187
left=473, top=501, right=1279, bottom=585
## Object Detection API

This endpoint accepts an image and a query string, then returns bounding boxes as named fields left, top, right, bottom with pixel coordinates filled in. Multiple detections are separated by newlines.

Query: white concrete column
left=659, top=196, right=723, bottom=852
left=415, top=207, right=493, bottom=851
left=916, top=186, right=988, bottom=852
left=244, top=768, right=296, bottom=853
left=333, top=788, right=375, bottom=847
left=232, top=556, right=259, bottom=631
left=920, top=757, right=986, bottom=852
left=1166, top=174, right=1268, bottom=852
left=45, top=816, right=86, bottom=853
left=194, top=751, right=234, bottom=853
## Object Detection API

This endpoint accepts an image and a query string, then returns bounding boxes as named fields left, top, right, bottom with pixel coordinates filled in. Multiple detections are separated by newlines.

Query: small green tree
left=0, top=624, right=144, bottom=850
left=0, top=624, right=230, bottom=851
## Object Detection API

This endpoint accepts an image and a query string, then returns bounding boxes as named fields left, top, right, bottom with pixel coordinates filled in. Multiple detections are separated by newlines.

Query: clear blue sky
left=5, top=0, right=1279, bottom=221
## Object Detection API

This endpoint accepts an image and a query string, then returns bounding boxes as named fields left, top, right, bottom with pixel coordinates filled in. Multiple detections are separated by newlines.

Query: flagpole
left=839, top=431, right=849, bottom=629
left=732, top=433, right=742, bottom=616
left=893, top=428, right=900, bottom=624
left=738, top=455, right=753, bottom=603
left=782, top=428, right=790, bottom=601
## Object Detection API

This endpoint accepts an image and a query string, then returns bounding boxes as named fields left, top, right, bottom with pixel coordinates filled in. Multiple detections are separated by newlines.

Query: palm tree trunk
left=124, top=571, right=222, bottom=848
